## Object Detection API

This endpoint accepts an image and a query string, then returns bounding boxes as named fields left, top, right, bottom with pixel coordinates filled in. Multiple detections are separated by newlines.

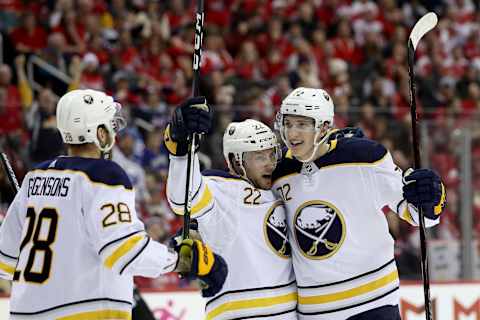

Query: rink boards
left=0, top=283, right=478, bottom=319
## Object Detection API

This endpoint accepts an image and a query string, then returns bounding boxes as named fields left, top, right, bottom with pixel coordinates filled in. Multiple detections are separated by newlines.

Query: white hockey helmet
left=223, top=119, right=280, bottom=177
left=56, top=89, right=126, bottom=152
left=278, top=87, right=334, bottom=129
left=276, top=87, right=335, bottom=162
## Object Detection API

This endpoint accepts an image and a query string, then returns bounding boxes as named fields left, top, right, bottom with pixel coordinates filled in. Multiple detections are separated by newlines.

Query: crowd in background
left=0, top=0, right=480, bottom=290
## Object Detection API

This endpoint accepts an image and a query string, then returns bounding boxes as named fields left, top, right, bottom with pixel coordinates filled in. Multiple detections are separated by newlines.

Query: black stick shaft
left=183, top=0, right=204, bottom=240
left=408, top=40, right=433, bottom=320
left=1, top=153, right=20, bottom=193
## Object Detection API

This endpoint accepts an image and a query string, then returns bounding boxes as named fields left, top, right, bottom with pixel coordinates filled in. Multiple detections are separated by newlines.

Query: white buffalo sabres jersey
left=167, top=155, right=297, bottom=320
left=0, top=156, right=177, bottom=320
left=272, top=138, right=439, bottom=320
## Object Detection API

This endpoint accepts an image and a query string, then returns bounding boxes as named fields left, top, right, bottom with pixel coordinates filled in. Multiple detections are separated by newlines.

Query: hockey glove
left=328, top=127, right=364, bottom=141
left=169, top=220, right=202, bottom=248
left=175, top=239, right=228, bottom=297
left=402, top=168, right=446, bottom=220
left=165, top=97, right=213, bottom=156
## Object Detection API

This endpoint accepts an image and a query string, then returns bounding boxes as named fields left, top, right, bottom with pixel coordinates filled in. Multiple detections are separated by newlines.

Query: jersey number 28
left=16, top=207, right=58, bottom=284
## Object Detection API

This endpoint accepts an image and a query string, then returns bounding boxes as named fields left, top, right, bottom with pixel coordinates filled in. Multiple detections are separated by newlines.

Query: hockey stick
left=407, top=12, right=438, bottom=320
left=0, top=152, right=20, bottom=193
left=183, top=0, right=205, bottom=240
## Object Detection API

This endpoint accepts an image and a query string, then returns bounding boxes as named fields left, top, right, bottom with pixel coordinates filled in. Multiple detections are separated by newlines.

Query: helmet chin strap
left=229, top=154, right=258, bottom=187
left=298, top=129, right=332, bottom=163
left=96, top=129, right=116, bottom=159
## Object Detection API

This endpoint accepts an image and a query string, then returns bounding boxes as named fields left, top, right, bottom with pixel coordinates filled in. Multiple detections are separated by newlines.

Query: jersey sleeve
left=166, top=154, right=215, bottom=219
left=371, top=151, right=439, bottom=228
left=167, top=155, right=241, bottom=254
left=0, top=180, right=26, bottom=280
left=82, top=165, right=177, bottom=278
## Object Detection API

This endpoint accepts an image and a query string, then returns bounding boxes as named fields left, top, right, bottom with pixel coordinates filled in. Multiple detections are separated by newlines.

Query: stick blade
left=409, top=12, right=438, bottom=51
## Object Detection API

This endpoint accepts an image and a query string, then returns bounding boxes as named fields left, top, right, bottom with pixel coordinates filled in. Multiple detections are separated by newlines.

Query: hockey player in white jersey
left=165, top=97, right=297, bottom=319
left=0, top=89, right=227, bottom=320
left=273, top=87, right=446, bottom=320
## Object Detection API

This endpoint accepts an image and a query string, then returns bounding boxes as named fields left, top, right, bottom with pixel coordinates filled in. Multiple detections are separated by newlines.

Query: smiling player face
left=282, top=115, right=318, bottom=161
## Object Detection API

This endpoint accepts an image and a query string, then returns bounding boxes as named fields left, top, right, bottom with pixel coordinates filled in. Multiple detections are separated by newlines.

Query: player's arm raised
left=165, top=97, right=214, bottom=218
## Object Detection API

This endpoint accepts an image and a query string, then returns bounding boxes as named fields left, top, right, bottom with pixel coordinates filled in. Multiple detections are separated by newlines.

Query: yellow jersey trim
left=0, top=261, right=15, bottom=275
left=274, top=146, right=386, bottom=185
left=328, top=140, right=338, bottom=152
left=104, top=235, right=144, bottom=269
left=206, top=292, right=297, bottom=320
left=298, top=270, right=399, bottom=305
left=172, top=185, right=213, bottom=216
left=401, top=207, right=415, bottom=225
left=285, top=149, right=293, bottom=159
left=57, top=309, right=131, bottom=320
left=434, top=183, right=446, bottom=215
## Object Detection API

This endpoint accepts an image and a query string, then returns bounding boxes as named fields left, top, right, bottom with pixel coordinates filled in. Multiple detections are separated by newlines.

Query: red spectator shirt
left=0, top=85, right=22, bottom=134
left=10, top=26, right=47, bottom=52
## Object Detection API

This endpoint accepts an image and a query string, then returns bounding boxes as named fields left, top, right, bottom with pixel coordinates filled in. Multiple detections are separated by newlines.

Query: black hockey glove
left=402, top=168, right=446, bottom=220
left=165, top=97, right=213, bottom=156
left=328, top=127, right=364, bottom=142
left=175, top=239, right=228, bottom=297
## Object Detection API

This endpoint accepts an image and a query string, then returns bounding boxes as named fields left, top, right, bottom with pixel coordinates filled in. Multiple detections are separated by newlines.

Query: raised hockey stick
left=407, top=12, right=438, bottom=320
left=183, top=0, right=205, bottom=240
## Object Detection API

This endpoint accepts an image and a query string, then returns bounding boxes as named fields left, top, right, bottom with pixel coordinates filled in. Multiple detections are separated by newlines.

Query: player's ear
left=97, top=125, right=111, bottom=148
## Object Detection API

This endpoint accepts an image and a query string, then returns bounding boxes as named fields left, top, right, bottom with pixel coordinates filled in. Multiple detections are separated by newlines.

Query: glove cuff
left=164, top=124, right=189, bottom=156
left=192, top=240, right=215, bottom=277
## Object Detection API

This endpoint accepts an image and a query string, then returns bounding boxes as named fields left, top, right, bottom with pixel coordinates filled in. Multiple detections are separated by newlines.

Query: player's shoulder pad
left=315, top=137, right=387, bottom=168
left=34, top=159, right=55, bottom=170
left=272, top=148, right=303, bottom=183
left=202, top=169, right=243, bottom=181
left=43, top=157, right=133, bottom=189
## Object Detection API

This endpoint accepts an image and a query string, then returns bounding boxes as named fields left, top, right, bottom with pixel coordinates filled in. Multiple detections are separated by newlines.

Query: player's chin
left=290, top=148, right=306, bottom=160
left=256, top=176, right=273, bottom=189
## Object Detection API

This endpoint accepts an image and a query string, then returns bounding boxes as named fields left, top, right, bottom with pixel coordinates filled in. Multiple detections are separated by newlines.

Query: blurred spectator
left=78, top=53, right=105, bottom=90
left=9, top=12, right=47, bottom=54
left=2, top=0, right=480, bottom=288
left=25, top=87, right=63, bottom=164
left=0, top=62, right=21, bottom=135
left=141, top=130, right=169, bottom=174
left=113, top=128, right=149, bottom=204
left=145, top=215, right=170, bottom=244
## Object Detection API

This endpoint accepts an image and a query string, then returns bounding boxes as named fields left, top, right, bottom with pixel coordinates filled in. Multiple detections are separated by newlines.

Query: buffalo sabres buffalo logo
left=264, top=202, right=291, bottom=258
left=294, top=200, right=345, bottom=260
left=83, top=94, right=93, bottom=104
